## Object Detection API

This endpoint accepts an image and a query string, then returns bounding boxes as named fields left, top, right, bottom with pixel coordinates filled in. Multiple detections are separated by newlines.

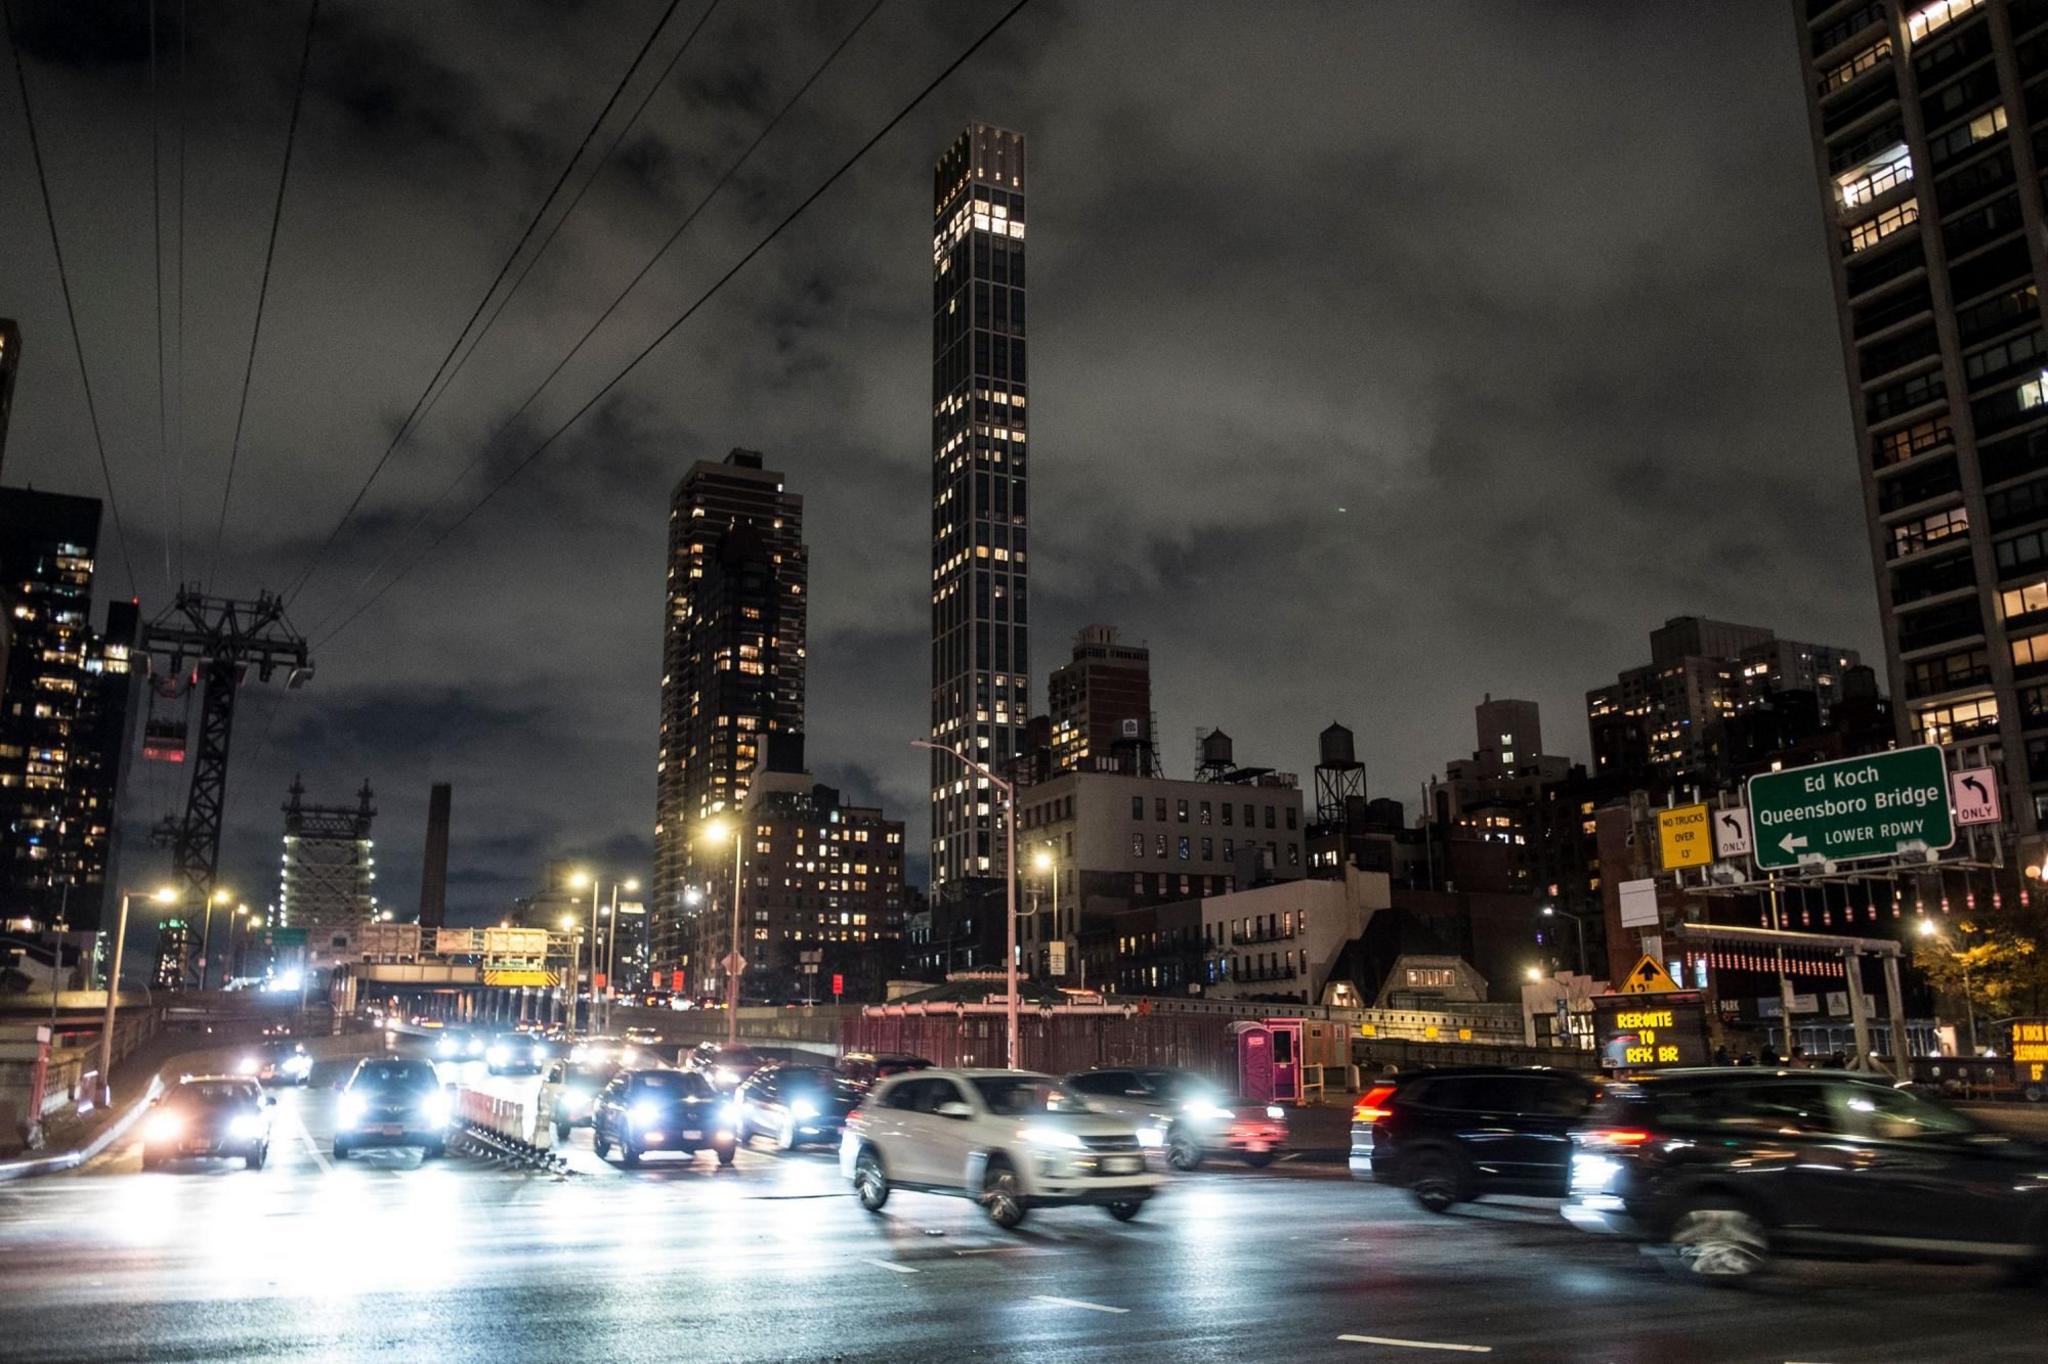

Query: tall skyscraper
left=417, top=782, right=452, bottom=929
left=0, top=319, right=19, bottom=477
left=1047, top=624, right=1155, bottom=775
left=0, top=487, right=137, bottom=931
left=929, top=123, right=1029, bottom=894
left=653, top=448, right=806, bottom=988
left=1796, top=0, right=2048, bottom=846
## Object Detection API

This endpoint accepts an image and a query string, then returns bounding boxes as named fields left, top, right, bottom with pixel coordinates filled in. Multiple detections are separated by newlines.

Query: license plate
left=1103, top=1156, right=1142, bottom=1174
left=682, top=1129, right=702, bottom=1140
left=1247, top=1140, right=1270, bottom=1153
left=372, top=1124, right=403, bottom=1136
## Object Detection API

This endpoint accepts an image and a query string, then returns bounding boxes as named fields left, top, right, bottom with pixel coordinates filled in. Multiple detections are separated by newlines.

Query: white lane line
left=1031, top=1295, right=1127, bottom=1314
left=864, top=1258, right=919, bottom=1275
left=1338, top=1334, right=1491, bottom=1354
left=293, top=1111, right=332, bottom=1174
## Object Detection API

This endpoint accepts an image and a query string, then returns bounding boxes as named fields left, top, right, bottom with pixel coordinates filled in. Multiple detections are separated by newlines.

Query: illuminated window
left=1845, top=200, right=1917, bottom=254
left=1835, top=144, right=1912, bottom=210
left=1906, top=0, right=1983, bottom=43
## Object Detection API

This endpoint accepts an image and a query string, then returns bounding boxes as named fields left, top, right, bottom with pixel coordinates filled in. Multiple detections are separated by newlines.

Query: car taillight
left=1354, top=1084, right=1397, bottom=1122
left=845, top=1108, right=864, bottom=1129
left=1581, top=1127, right=1652, bottom=1148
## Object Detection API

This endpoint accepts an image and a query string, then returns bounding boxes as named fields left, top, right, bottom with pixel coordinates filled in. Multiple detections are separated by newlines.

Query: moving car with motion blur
left=486, top=1032, right=549, bottom=1076
left=1066, top=1066, right=1286, bottom=1170
left=142, top=1075, right=274, bottom=1170
left=683, top=1041, right=763, bottom=1091
left=734, top=1063, right=865, bottom=1150
left=837, top=1051, right=933, bottom=1086
left=539, top=1057, right=620, bottom=1141
left=590, top=1068, right=737, bottom=1167
left=433, top=1028, right=486, bottom=1062
left=1350, top=1066, right=1600, bottom=1211
left=334, top=1057, right=453, bottom=1160
left=1562, top=1068, right=2048, bottom=1283
left=842, top=1069, right=1163, bottom=1229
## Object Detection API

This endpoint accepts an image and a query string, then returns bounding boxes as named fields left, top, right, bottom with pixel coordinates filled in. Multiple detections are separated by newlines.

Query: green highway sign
left=1747, top=745, right=1954, bottom=872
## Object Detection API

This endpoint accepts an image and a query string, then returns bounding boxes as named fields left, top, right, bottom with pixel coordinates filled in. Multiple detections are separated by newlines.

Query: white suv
left=840, top=1068, right=1164, bottom=1229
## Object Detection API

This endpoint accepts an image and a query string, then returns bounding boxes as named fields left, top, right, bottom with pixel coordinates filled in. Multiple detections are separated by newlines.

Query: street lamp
left=196, top=886, right=233, bottom=991
left=1917, top=916, right=1979, bottom=1053
left=702, top=819, right=743, bottom=1046
left=1031, top=845, right=1063, bottom=981
left=1540, top=904, right=1588, bottom=977
left=914, top=738, right=1019, bottom=1069
left=99, top=885, right=177, bottom=1106
left=602, top=876, right=640, bottom=1032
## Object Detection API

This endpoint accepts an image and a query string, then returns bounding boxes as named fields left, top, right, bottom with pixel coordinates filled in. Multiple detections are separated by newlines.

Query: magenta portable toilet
left=1264, top=1018, right=1304, bottom=1103
left=1233, top=1021, right=1275, bottom=1102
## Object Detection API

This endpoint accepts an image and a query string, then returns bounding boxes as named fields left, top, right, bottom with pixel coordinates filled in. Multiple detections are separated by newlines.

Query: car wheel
left=1668, top=1200, right=1770, bottom=1283
left=246, top=1145, right=266, bottom=1171
left=1409, top=1149, right=1466, bottom=1214
left=1242, top=1150, right=1277, bottom=1169
left=422, top=1142, right=445, bottom=1161
left=1166, top=1124, right=1204, bottom=1172
left=777, top=1116, right=798, bottom=1152
left=2026, top=1083, right=2047, bottom=1104
left=555, top=1121, right=571, bottom=1143
left=332, top=1140, right=351, bottom=1162
left=854, top=1147, right=890, bottom=1211
left=619, top=1143, right=639, bottom=1168
left=1105, top=1199, right=1145, bottom=1222
left=594, top=1133, right=613, bottom=1160
left=715, top=1139, right=737, bottom=1167
left=982, top=1158, right=1027, bottom=1229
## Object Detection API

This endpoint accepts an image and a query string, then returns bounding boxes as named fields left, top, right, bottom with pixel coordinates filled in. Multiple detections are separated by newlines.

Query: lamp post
left=99, top=885, right=177, bottom=1107
left=1540, top=904, right=1588, bottom=977
left=602, top=878, right=639, bottom=1033
left=1917, top=917, right=1979, bottom=1053
left=1032, top=845, right=1061, bottom=981
left=914, top=738, right=1018, bottom=1069
left=698, top=820, right=744, bottom=1047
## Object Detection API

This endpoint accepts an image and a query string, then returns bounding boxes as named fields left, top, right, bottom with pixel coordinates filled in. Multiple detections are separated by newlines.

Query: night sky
left=1, top=1, right=1878, bottom=923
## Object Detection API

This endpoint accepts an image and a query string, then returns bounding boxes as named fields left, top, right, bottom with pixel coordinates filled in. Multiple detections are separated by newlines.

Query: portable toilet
left=1264, top=1017, right=1305, bottom=1103
left=1232, top=1021, right=1275, bottom=1103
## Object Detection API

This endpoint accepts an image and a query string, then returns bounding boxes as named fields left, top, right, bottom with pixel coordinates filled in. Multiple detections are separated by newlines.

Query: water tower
left=1315, top=722, right=1366, bottom=824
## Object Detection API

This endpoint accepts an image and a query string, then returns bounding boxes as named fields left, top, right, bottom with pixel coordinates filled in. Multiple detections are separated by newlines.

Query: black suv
left=1350, top=1067, right=1599, bottom=1211
left=591, top=1068, right=738, bottom=1167
left=1562, top=1069, right=2048, bottom=1282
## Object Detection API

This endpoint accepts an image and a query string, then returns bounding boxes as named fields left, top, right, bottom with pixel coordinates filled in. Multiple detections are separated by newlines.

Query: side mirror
left=935, top=1100, right=973, bottom=1120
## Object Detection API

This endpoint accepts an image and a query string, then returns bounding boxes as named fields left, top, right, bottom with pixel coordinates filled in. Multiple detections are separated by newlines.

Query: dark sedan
left=592, top=1068, right=737, bottom=1167
left=334, top=1057, right=453, bottom=1160
left=1563, top=1068, right=2048, bottom=1283
left=1350, top=1066, right=1600, bottom=1211
left=141, top=1076, right=273, bottom=1170
left=735, top=1064, right=864, bottom=1150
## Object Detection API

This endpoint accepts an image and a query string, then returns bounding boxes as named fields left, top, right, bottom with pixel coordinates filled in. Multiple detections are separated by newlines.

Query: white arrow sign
left=1778, top=833, right=1808, bottom=856
left=1712, top=808, right=1752, bottom=861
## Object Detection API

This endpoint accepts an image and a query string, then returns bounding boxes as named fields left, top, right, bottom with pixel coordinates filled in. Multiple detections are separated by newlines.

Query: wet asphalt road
left=1, top=1053, right=2045, bottom=1363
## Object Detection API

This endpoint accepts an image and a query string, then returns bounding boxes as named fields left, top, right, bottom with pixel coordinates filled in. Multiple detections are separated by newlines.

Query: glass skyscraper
left=929, top=124, right=1029, bottom=894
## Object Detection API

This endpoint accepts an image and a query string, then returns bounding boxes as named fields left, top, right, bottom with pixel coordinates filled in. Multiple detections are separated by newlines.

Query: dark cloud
left=3, top=1, right=1874, bottom=915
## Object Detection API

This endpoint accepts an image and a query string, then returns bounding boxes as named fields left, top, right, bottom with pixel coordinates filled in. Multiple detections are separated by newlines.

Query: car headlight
left=1265, top=1106, right=1285, bottom=1121
left=235, top=1055, right=261, bottom=1076
left=720, top=1101, right=743, bottom=1128
left=486, top=1045, right=511, bottom=1067
left=283, top=1054, right=311, bottom=1076
left=530, top=1045, right=546, bottom=1062
left=714, top=1067, right=737, bottom=1087
left=465, top=1038, right=485, bottom=1056
left=1021, top=1126, right=1085, bottom=1150
left=339, top=1092, right=368, bottom=1126
left=792, top=1099, right=820, bottom=1121
left=1183, top=1101, right=1235, bottom=1124
left=622, top=1048, right=638, bottom=1066
left=436, top=1038, right=457, bottom=1058
left=1135, top=1126, right=1164, bottom=1148
left=145, top=1112, right=182, bottom=1142
left=230, top=1114, right=267, bottom=1141
left=1571, top=1152, right=1621, bottom=1194
left=631, top=1101, right=662, bottom=1128
left=420, top=1093, right=453, bottom=1128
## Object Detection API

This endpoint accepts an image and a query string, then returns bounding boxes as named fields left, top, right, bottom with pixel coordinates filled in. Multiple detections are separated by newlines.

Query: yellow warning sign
left=1618, top=955, right=1680, bottom=995
left=1656, top=803, right=1712, bottom=870
left=484, top=969, right=557, bottom=987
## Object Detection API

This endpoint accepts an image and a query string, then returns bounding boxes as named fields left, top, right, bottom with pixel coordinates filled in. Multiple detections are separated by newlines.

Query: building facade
left=276, top=777, right=377, bottom=963
left=929, top=123, right=1030, bottom=894
left=0, top=488, right=138, bottom=931
left=0, top=319, right=17, bottom=477
left=653, top=448, right=806, bottom=985
left=1585, top=616, right=1860, bottom=788
left=1047, top=624, right=1155, bottom=775
left=1795, top=0, right=2048, bottom=844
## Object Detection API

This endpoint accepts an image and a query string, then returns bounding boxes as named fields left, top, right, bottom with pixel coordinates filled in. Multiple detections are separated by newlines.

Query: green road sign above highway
left=1746, top=745, right=1955, bottom=872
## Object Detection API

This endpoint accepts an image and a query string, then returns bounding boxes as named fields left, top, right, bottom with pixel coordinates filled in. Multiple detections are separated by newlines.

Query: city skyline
left=0, top=4, right=1882, bottom=914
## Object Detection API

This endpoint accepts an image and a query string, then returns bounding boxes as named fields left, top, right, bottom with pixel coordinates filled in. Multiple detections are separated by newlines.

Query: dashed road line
left=864, top=1258, right=919, bottom=1274
left=1031, top=1295, right=1127, bottom=1314
left=1338, top=1334, right=1491, bottom=1354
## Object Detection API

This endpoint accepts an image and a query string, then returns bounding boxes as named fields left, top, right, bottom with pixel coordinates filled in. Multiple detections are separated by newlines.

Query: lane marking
left=292, top=1110, right=332, bottom=1174
left=864, top=1258, right=919, bottom=1275
left=1338, top=1334, right=1491, bottom=1354
left=1031, top=1295, right=1127, bottom=1314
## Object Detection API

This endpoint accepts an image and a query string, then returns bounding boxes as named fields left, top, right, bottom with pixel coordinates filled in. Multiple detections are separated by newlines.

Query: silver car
left=1066, top=1067, right=1287, bottom=1170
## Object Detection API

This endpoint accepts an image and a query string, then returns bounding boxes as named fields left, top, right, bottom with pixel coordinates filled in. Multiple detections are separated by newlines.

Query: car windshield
left=1142, top=1071, right=1215, bottom=1101
left=971, top=1076, right=1088, bottom=1115
left=565, top=1064, right=616, bottom=1087
left=167, top=1081, right=257, bottom=1109
left=353, top=1061, right=436, bottom=1093
left=634, top=1071, right=712, bottom=1099
left=782, top=1070, right=864, bottom=1103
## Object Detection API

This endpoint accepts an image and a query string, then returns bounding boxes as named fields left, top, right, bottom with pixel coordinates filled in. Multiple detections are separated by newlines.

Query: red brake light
left=1354, top=1084, right=1397, bottom=1122
left=1584, top=1127, right=1651, bottom=1147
